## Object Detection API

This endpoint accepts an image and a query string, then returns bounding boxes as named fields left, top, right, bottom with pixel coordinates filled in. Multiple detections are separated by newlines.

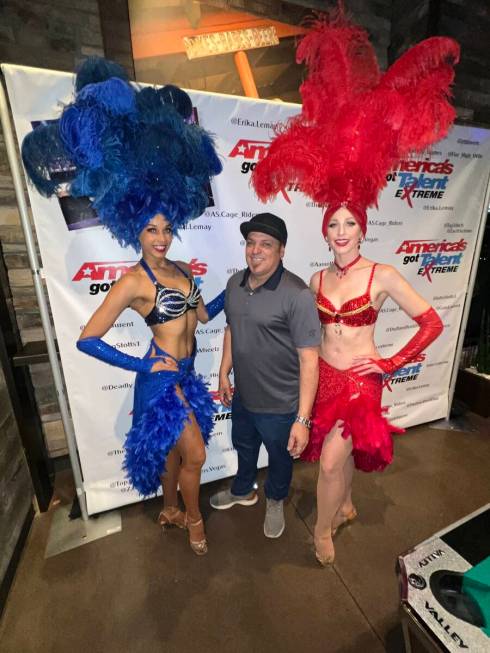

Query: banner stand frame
left=0, top=74, right=121, bottom=554
left=2, top=60, right=489, bottom=524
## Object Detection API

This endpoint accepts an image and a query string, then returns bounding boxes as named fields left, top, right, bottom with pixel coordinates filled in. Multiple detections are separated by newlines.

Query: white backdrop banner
left=3, top=63, right=490, bottom=514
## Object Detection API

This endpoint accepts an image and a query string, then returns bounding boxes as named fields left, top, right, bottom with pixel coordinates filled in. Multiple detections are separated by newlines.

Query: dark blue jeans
left=230, top=394, right=295, bottom=501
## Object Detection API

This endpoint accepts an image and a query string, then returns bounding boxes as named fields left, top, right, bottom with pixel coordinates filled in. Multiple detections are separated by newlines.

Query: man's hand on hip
left=219, top=374, right=233, bottom=407
left=287, top=422, right=309, bottom=459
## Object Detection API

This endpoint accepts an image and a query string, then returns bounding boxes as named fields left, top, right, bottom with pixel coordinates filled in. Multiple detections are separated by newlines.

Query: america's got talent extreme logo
left=386, top=158, right=455, bottom=208
left=72, top=259, right=208, bottom=295
left=395, top=238, right=467, bottom=283
left=382, top=353, right=426, bottom=391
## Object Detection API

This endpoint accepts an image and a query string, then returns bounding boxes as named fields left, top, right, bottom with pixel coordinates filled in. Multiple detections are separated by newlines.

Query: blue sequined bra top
left=140, top=258, right=201, bottom=326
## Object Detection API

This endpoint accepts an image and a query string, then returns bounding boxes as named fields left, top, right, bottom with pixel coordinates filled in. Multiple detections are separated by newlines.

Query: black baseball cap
left=240, top=212, right=288, bottom=245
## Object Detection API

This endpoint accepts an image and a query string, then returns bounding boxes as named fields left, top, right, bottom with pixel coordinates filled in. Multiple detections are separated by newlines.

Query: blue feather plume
left=75, top=56, right=128, bottom=92
left=22, top=56, right=222, bottom=249
left=21, top=123, right=72, bottom=197
left=77, top=78, right=136, bottom=116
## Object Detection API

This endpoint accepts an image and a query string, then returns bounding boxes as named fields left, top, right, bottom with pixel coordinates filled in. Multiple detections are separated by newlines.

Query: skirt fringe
left=302, top=358, right=404, bottom=472
left=123, top=342, right=214, bottom=496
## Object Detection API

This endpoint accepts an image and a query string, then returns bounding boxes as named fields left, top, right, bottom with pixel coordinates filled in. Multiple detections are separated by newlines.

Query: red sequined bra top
left=317, top=264, right=378, bottom=327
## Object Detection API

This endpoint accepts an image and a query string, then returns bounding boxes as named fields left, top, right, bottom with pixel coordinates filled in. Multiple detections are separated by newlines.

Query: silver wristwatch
left=295, top=415, right=312, bottom=429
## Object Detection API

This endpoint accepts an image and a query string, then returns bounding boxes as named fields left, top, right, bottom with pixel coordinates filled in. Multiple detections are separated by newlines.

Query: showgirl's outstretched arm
left=352, top=265, right=443, bottom=376
left=197, top=290, right=225, bottom=324
left=77, top=274, right=175, bottom=373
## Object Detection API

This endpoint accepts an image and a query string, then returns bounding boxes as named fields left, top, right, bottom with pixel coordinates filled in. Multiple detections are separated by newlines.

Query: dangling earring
left=358, top=237, right=363, bottom=249
left=325, top=237, right=331, bottom=252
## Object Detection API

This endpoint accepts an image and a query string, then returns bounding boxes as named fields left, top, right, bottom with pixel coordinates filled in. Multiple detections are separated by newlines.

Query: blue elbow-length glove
left=77, top=337, right=154, bottom=373
left=205, top=290, right=225, bottom=321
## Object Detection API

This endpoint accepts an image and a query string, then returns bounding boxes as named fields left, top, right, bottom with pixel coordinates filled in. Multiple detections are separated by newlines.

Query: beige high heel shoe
left=314, top=531, right=335, bottom=567
left=158, top=506, right=186, bottom=530
left=185, top=515, right=208, bottom=556
left=332, top=507, right=358, bottom=537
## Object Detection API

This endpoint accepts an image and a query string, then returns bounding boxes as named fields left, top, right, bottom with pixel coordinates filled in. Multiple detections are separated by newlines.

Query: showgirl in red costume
left=252, top=5, right=459, bottom=565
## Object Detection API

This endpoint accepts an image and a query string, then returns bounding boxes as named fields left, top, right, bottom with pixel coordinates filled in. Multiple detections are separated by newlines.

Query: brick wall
left=0, top=0, right=104, bottom=69
left=390, top=0, right=490, bottom=124
left=0, top=1, right=105, bottom=458
left=0, top=0, right=104, bottom=597
left=0, top=363, right=33, bottom=590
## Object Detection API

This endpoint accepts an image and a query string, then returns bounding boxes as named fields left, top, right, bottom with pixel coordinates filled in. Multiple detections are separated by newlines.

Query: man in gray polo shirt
left=210, top=213, right=320, bottom=538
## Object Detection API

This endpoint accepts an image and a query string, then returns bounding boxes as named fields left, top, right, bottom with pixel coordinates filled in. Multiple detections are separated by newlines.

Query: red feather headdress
left=251, top=7, right=459, bottom=235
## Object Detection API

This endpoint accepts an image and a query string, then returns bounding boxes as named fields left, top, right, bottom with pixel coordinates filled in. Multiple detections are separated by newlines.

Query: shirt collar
left=240, top=261, right=284, bottom=291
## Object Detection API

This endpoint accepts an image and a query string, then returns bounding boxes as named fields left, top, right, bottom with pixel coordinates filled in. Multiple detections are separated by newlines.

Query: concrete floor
left=1, top=416, right=489, bottom=653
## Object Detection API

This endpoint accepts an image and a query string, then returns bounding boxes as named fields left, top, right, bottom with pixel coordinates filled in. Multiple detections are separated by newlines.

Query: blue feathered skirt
left=123, top=340, right=214, bottom=497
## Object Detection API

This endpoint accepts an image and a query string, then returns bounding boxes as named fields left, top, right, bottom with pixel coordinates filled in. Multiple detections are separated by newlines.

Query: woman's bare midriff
left=128, top=265, right=198, bottom=360
left=150, top=311, right=198, bottom=360
left=320, top=322, right=379, bottom=370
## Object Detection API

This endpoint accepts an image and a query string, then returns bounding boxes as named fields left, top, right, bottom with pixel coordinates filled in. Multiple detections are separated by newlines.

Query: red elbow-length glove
left=375, top=307, right=443, bottom=374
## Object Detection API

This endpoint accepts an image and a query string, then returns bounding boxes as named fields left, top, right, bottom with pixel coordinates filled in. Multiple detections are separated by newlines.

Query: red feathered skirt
left=301, top=358, right=404, bottom=472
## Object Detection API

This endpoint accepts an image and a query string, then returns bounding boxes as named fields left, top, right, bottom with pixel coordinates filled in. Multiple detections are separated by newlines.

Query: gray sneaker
left=264, top=498, right=285, bottom=538
left=210, top=488, right=258, bottom=510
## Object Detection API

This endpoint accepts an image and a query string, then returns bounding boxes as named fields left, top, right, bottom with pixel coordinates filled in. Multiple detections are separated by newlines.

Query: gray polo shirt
left=225, top=262, right=321, bottom=413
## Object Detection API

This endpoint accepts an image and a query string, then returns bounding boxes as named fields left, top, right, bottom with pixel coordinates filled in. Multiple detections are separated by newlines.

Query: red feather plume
left=251, top=7, right=460, bottom=223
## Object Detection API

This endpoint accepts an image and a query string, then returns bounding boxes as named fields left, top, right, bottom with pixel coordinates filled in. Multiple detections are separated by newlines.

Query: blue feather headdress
left=21, top=58, right=222, bottom=250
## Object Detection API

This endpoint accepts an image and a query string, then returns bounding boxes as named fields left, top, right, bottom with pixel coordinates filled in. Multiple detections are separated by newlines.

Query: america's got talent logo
left=72, top=259, right=208, bottom=295
left=395, top=238, right=466, bottom=283
left=228, top=139, right=271, bottom=174
left=382, top=353, right=426, bottom=391
left=386, top=158, right=455, bottom=208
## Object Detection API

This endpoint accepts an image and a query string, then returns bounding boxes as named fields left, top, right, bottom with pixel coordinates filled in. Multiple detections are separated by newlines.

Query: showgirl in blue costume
left=22, top=58, right=224, bottom=555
